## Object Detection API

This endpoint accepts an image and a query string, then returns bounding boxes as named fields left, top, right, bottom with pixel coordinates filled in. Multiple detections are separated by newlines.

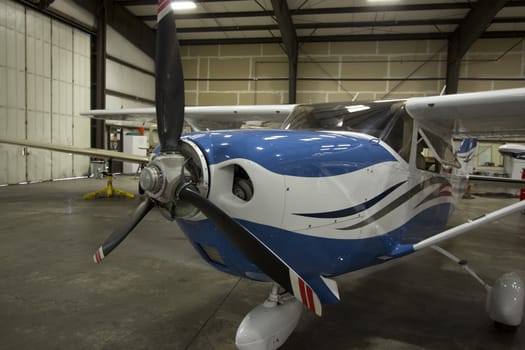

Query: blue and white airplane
left=2, top=1, right=525, bottom=349
left=456, top=137, right=479, bottom=174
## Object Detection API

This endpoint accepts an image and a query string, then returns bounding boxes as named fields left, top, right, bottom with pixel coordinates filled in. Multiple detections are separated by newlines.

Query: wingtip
left=93, top=247, right=105, bottom=263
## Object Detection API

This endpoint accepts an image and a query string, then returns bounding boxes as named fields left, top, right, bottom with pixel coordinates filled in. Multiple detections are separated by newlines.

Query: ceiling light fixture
left=171, top=1, right=197, bottom=11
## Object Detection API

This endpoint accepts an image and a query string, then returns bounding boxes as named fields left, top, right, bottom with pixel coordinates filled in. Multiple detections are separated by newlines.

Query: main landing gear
left=432, top=245, right=524, bottom=330
left=235, top=284, right=303, bottom=350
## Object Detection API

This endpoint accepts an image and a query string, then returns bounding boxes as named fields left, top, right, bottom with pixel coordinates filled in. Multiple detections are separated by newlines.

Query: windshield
left=282, top=101, right=413, bottom=160
left=282, top=101, right=406, bottom=139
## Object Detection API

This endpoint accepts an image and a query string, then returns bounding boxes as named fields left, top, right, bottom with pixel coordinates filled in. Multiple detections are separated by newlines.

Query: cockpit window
left=420, top=128, right=459, bottom=168
left=283, top=101, right=405, bottom=138
left=283, top=100, right=412, bottom=161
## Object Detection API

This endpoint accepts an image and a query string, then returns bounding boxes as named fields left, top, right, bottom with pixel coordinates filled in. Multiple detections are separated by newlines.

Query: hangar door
left=0, top=1, right=91, bottom=185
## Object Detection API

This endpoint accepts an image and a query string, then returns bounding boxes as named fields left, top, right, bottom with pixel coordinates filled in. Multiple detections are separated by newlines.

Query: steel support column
left=445, top=0, right=508, bottom=94
left=92, top=0, right=106, bottom=149
left=271, top=0, right=298, bottom=103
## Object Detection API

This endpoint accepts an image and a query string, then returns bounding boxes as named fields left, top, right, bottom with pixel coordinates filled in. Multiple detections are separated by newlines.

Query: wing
left=82, top=104, right=297, bottom=131
left=468, top=174, right=525, bottom=188
left=0, top=137, right=148, bottom=164
left=388, top=88, right=525, bottom=256
left=405, top=88, right=525, bottom=136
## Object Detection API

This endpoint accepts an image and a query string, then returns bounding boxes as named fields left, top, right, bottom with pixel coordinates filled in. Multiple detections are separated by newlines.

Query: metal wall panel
left=51, top=20, right=73, bottom=179
left=26, top=9, right=51, bottom=182
left=105, top=59, right=154, bottom=103
left=0, top=1, right=91, bottom=184
left=72, top=28, right=90, bottom=177
left=106, top=26, right=155, bottom=107
left=0, top=0, right=26, bottom=184
left=106, top=26, right=153, bottom=72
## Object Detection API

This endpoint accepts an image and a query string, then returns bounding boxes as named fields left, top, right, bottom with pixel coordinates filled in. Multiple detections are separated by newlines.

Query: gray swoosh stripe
left=414, top=184, right=453, bottom=209
left=337, top=177, right=450, bottom=230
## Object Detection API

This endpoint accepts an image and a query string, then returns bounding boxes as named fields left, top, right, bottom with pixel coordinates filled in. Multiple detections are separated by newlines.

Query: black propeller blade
left=93, top=3, right=313, bottom=310
left=156, top=1, right=185, bottom=152
left=178, top=185, right=294, bottom=293
left=93, top=1, right=187, bottom=263
left=93, top=199, right=154, bottom=263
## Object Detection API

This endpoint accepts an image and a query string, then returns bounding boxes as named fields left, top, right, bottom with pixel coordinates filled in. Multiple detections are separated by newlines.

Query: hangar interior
left=2, top=0, right=525, bottom=184
left=0, top=0, right=524, bottom=349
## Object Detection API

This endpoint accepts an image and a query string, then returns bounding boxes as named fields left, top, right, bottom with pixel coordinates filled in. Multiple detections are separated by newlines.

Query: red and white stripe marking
left=289, top=270, right=322, bottom=316
left=158, top=0, right=172, bottom=22
left=93, top=247, right=105, bottom=263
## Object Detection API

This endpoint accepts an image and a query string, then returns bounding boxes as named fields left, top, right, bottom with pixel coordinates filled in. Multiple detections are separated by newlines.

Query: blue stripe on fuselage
left=176, top=202, right=451, bottom=303
left=184, top=130, right=396, bottom=177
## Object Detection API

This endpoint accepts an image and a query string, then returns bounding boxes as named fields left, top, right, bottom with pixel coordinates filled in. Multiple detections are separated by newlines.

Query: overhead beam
left=72, top=0, right=155, bottom=59
left=137, top=2, right=525, bottom=21
left=271, top=0, right=297, bottom=104
left=445, top=0, right=508, bottom=94
left=37, top=0, right=54, bottom=8
left=117, top=0, right=245, bottom=5
left=178, top=30, right=525, bottom=46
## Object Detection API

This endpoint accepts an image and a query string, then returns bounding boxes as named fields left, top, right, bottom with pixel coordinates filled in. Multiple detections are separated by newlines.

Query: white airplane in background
left=2, top=1, right=525, bottom=349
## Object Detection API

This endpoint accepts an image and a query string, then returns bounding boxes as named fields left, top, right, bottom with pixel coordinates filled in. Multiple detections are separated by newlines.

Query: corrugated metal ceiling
left=115, top=0, right=525, bottom=45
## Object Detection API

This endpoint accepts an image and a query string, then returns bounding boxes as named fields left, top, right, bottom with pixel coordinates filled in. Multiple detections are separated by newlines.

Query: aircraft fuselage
left=174, top=129, right=466, bottom=302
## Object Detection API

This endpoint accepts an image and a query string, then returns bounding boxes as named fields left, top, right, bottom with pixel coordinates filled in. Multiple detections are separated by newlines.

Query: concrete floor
left=0, top=175, right=524, bottom=350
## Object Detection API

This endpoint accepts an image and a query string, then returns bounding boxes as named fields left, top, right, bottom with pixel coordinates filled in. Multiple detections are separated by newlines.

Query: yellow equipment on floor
left=83, top=173, right=135, bottom=199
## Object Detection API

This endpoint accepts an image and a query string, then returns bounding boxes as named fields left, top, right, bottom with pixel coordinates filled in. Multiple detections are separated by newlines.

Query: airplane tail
left=456, top=137, right=478, bottom=175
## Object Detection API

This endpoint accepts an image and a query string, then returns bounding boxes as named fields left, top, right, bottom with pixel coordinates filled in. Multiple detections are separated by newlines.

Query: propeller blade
left=156, top=0, right=185, bottom=152
left=93, top=199, right=154, bottom=263
left=178, top=185, right=295, bottom=292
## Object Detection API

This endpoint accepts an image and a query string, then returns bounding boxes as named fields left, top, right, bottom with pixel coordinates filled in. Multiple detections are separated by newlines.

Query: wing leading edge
left=82, top=105, right=297, bottom=131
left=0, top=137, right=148, bottom=164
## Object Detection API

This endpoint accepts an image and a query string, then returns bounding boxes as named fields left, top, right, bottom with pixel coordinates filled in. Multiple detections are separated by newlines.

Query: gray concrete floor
left=0, top=175, right=524, bottom=350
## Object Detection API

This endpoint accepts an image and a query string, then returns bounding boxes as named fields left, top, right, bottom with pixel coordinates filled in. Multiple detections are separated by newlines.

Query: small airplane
left=2, top=1, right=525, bottom=349
left=499, top=143, right=525, bottom=179
left=456, top=137, right=479, bottom=175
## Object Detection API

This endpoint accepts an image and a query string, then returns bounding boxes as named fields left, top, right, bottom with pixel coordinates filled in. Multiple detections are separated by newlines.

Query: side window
left=382, top=109, right=413, bottom=163
left=416, top=132, right=439, bottom=173
left=416, top=129, right=459, bottom=173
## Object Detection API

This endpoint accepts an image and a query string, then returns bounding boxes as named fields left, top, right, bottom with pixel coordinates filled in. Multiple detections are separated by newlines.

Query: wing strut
left=388, top=199, right=525, bottom=258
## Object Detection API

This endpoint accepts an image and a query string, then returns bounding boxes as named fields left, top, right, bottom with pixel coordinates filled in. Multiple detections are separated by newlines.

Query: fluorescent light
left=171, top=1, right=197, bottom=10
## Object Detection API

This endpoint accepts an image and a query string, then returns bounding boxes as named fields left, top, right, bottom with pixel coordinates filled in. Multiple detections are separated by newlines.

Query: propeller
left=155, top=0, right=185, bottom=152
left=178, top=183, right=323, bottom=314
left=177, top=185, right=294, bottom=293
left=93, top=0, right=186, bottom=262
left=93, top=198, right=154, bottom=263
left=91, top=1, right=318, bottom=313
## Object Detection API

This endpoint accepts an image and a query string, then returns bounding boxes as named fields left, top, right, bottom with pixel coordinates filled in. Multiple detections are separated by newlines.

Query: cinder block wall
left=181, top=38, right=525, bottom=105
